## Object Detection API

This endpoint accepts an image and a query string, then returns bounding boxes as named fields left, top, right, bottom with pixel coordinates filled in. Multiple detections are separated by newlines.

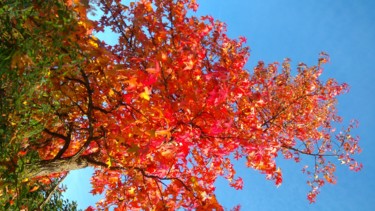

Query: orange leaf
left=29, top=186, right=39, bottom=192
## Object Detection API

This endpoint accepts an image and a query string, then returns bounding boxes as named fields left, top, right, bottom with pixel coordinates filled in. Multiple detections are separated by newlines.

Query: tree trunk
left=23, top=157, right=91, bottom=179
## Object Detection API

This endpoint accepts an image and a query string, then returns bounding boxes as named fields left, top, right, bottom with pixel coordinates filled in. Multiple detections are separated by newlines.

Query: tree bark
left=23, top=157, right=91, bottom=179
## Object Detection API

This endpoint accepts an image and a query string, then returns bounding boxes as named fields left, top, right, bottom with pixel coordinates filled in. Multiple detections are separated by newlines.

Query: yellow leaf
left=106, top=158, right=112, bottom=168
left=191, top=176, right=198, bottom=186
left=88, top=39, right=98, bottom=48
left=139, top=87, right=151, bottom=100
left=77, top=21, right=85, bottom=27
left=109, top=89, right=115, bottom=97
left=156, top=129, right=171, bottom=139
left=128, top=187, right=136, bottom=195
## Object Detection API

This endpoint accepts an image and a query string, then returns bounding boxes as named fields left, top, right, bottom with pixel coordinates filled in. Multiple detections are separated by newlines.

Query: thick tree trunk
left=23, top=157, right=91, bottom=179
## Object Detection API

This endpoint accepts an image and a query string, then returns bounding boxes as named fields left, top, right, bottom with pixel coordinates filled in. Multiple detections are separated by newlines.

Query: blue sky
left=64, top=0, right=375, bottom=210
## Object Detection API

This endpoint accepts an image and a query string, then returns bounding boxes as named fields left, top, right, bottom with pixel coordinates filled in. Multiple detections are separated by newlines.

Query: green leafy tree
left=1, top=0, right=80, bottom=209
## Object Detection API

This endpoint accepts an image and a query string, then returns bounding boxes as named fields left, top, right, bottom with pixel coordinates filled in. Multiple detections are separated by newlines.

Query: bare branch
left=38, top=174, right=68, bottom=209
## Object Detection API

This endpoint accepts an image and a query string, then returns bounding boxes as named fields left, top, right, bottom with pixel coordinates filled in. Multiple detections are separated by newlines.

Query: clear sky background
left=64, top=0, right=375, bottom=210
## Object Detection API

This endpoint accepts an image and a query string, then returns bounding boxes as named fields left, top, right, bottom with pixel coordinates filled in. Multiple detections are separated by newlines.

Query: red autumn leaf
left=230, top=177, right=244, bottom=190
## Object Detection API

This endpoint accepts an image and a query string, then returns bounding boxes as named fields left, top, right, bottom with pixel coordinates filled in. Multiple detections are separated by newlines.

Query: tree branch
left=281, top=144, right=337, bottom=157
left=43, top=128, right=69, bottom=142
left=38, top=174, right=68, bottom=209
left=53, top=124, right=73, bottom=161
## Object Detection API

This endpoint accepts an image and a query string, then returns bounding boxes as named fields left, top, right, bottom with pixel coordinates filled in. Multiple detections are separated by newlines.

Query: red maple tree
left=1, top=0, right=361, bottom=210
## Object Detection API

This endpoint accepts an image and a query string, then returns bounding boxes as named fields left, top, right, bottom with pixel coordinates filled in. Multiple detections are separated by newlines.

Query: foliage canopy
left=0, top=0, right=361, bottom=210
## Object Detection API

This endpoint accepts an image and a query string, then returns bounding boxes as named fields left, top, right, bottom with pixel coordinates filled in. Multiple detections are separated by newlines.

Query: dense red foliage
left=9, top=0, right=361, bottom=210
